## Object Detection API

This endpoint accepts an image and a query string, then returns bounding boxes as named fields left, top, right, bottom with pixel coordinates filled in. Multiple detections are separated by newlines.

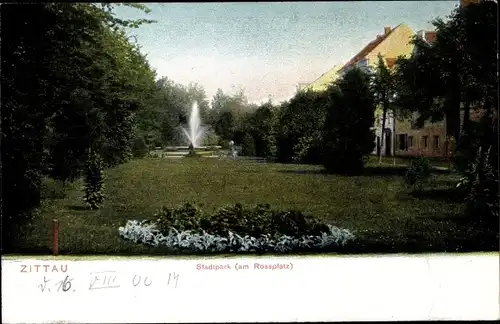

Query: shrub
left=263, top=135, right=278, bottom=161
left=244, top=204, right=274, bottom=237
left=241, top=133, right=256, bottom=156
left=293, top=132, right=324, bottom=164
left=458, top=146, right=499, bottom=222
left=40, top=177, right=68, bottom=200
left=155, top=202, right=205, bottom=234
left=293, top=136, right=313, bottom=163
left=404, top=155, right=432, bottom=190
left=271, top=210, right=329, bottom=237
left=152, top=202, right=332, bottom=240
left=83, top=150, right=105, bottom=210
left=131, top=136, right=149, bottom=158
left=202, top=127, right=220, bottom=147
left=204, top=203, right=248, bottom=236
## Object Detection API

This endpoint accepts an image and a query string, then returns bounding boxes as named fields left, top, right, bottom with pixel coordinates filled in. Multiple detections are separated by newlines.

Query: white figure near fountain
left=182, top=101, right=205, bottom=149
left=229, top=140, right=237, bottom=158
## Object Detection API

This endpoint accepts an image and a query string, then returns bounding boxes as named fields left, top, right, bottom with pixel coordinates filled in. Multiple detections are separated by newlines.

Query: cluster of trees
left=0, top=1, right=260, bottom=249
left=223, top=0, right=498, bottom=219
left=2, top=3, right=160, bottom=248
left=395, top=0, right=498, bottom=222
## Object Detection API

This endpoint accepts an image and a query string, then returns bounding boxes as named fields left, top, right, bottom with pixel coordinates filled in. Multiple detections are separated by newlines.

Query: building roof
left=340, top=25, right=400, bottom=71
left=305, top=64, right=341, bottom=88
left=424, top=31, right=437, bottom=43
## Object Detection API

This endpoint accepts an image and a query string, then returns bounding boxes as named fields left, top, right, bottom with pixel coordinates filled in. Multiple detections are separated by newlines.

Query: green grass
left=11, top=157, right=498, bottom=255
left=367, top=155, right=451, bottom=168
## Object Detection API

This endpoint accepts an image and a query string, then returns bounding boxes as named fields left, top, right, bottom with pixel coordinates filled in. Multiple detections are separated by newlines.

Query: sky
left=114, top=1, right=459, bottom=104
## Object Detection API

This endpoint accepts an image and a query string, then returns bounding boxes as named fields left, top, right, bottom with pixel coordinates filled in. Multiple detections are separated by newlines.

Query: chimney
left=460, top=0, right=480, bottom=7
left=384, top=26, right=391, bottom=35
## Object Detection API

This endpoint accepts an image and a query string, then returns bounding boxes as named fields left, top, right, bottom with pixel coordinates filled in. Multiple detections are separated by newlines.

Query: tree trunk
left=462, top=99, right=471, bottom=136
left=393, top=109, right=396, bottom=166
left=445, top=92, right=462, bottom=145
left=378, top=101, right=388, bottom=164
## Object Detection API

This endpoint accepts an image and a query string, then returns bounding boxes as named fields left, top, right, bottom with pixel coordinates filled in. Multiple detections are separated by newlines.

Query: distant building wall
left=395, top=114, right=448, bottom=158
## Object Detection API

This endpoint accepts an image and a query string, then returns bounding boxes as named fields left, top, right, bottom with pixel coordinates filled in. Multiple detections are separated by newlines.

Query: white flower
left=118, top=220, right=356, bottom=253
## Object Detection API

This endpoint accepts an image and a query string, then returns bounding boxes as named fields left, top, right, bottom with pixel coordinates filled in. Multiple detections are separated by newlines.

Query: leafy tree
left=395, top=0, right=498, bottom=222
left=275, top=90, right=328, bottom=163
left=241, top=133, right=256, bottom=156
left=244, top=102, right=278, bottom=158
left=83, top=149, right=106, bottom=210
left=395, top=1, right=497, bottom=145
left=214, top=110, right=236, bottom=143
left=1, top=3, right=157, bottom=250
left=209, top=88, right=251, bottom=144
left=139, top=77, right=212, bottom=147
left=372, top=54, right=397, bottom=163
left=322, top=68, right=376, bottom=174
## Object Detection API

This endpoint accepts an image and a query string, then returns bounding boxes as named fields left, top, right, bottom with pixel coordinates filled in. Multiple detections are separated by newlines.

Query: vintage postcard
left=2, top=1, right=498, bottom=322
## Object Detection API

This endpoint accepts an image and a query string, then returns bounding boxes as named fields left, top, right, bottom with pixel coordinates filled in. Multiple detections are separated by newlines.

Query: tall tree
left=1, top=3, right=157, bottom=249
left=322, top=68, right=376, bottom=174
left=275, top=89, right=328, bottom=163
left=372, top=54, right=397, bottom=163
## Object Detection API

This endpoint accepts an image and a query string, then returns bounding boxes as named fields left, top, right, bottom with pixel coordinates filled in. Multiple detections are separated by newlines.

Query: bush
left=263, top=135, right=278, bottom=161
left=202, top=127, right=220, bottom=147
left=292, top=132, right=324, bottom=164
left=271, top=210, right=329, bottom=237
left=293, top=136, right=313, bottom=163
left=204, top=203, right=248, bottom=236
left=155, top=202, right=206, bottom=234
left=404, top=156, right=432, bottom=190
left=40, top=177, right=68, bottom=200
left=240, top=133, right=256, bottom=156
left=83, top=150, right=105, bottom=210
left=152, top=202, right=332, bottom=240
left=131, top=136, right=149, bottom=158
left=322, top=69, right=376, bottom=175
left=244, top=204, right=274, bottom=236
left=458, top=146, right=499, bottom=222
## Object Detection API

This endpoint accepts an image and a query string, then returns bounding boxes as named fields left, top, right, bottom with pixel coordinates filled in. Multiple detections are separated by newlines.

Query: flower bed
left=118, top=203, right=356, bottom=253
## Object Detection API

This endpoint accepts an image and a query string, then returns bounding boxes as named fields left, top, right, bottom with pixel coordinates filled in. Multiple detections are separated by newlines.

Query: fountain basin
left=164, top=146, right=222, bottom=151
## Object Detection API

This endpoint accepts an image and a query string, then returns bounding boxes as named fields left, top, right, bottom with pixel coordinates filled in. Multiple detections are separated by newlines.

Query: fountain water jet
left=182, top=101, right=204, bottom=148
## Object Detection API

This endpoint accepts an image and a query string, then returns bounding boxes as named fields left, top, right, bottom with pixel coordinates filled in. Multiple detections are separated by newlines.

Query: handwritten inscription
left=36, top=271, right=180, bottom=293
left=38, top=275, right=74, bottom=292
left=167, top=272, right=180, bottom=288
left=197, top=262, right=294, bottom=271
left=89, top=271, right=120, bottom=290
left=132, top=275, right=152, bottom=287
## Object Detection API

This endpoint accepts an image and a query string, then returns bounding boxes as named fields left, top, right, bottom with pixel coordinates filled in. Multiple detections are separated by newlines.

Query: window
left=356, top=59, right=369, bottom=68
left=408, top=136, right=414, bottom=148
left=433, top=135, right=440, bottom=149
left=422, top=136, right=428, bottom=148
left=398, top=134, right=408, bottom=150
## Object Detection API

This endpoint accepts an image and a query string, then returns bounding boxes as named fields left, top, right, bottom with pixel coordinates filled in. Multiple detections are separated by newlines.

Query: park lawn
left=13, top=157, right=498, bottom=255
